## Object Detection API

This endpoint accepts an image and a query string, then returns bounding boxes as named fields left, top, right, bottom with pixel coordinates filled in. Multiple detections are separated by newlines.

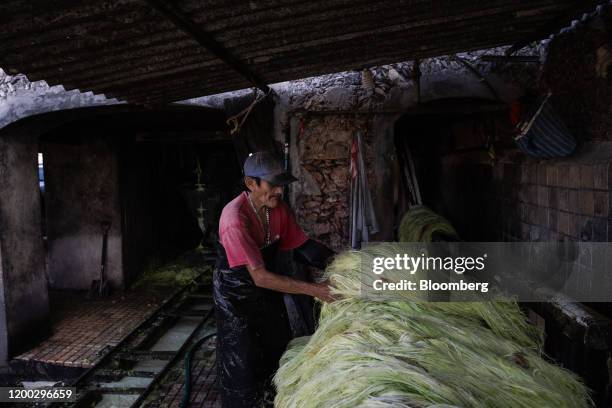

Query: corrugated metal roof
left=0, top=0, right=600, bottom=105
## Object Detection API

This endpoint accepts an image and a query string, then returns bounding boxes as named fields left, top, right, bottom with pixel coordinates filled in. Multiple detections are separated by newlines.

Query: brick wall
left=439, top=157, right=611, bottom=243
left=515, top=162, right=609, bottom=242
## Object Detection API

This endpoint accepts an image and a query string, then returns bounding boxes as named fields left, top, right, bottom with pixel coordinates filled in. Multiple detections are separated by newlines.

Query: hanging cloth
left=350, top=130, right=380, bottom=249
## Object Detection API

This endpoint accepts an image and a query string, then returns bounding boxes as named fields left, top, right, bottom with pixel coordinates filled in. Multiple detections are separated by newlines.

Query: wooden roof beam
left=145, top=0, right=272, bottom=94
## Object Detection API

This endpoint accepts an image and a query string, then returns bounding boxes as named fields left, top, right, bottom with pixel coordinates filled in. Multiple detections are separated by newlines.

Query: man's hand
left=310, top=281, right=336, bottom=303
left=247, top=265, right=337, bottom=302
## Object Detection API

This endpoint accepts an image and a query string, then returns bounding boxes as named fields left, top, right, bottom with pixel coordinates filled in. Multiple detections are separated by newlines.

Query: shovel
left=89, top=220, right=112, bottom=297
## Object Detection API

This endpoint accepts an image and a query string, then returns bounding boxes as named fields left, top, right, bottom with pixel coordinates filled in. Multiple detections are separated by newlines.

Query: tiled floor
left=14, top=290, right=168, bottom=368
left=153, top=336, right=221, bottom=408
left=13, top=289, right=223, bottom=406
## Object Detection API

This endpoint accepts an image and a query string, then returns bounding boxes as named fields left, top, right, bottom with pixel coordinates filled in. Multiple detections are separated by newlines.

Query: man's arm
left=246, top=264, right=335, bottom=303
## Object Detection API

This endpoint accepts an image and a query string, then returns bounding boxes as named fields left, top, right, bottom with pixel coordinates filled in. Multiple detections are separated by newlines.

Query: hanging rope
left=226, top=87, right=271, bottom=135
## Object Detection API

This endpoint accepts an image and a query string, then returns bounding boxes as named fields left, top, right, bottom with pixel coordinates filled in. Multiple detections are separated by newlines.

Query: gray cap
left=243, top=151, right=297, bottom=186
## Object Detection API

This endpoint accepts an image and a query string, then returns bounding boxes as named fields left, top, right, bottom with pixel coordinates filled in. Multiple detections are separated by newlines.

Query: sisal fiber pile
left=274, top=208, right=590, bottom=408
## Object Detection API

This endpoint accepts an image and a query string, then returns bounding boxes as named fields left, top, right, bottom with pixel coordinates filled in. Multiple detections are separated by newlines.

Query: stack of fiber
left=131, top=250, right=211, bottom=291
left=398, top=205, right=459, bottom=242
left=274, top=209, right=591, bottom=408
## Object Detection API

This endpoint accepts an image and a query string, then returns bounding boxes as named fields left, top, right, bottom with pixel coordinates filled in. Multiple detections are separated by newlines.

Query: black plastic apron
left=213, top=239, right=292, bottom=408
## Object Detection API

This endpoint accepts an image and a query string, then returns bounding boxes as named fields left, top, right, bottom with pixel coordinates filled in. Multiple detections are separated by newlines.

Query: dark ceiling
left=0, top=0, right=601, bottom=105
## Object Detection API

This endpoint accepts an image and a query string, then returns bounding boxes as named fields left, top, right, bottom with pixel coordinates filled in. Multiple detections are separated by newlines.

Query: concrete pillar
left=43, top=136, right=123, bottom=290
left=0, top=132, right=49, bottom=367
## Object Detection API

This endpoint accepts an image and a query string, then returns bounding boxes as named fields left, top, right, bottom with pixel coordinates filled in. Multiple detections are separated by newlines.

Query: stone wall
left=185, top=47, right=539, bottom=248
left=290, top=115, right=372, bottom=250
left=274, top=51, right=529, bottom=248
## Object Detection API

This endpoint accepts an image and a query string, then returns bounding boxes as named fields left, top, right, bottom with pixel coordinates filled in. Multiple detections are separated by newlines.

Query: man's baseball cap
left=243, top=151, right=297, bottom=186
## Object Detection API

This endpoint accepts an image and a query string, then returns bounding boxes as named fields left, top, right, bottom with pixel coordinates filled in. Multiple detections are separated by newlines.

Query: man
left=213, top=151, right=335, bottom=408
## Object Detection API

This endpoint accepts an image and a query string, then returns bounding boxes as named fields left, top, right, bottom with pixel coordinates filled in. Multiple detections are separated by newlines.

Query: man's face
left=247, top=177, right=284, bottom=208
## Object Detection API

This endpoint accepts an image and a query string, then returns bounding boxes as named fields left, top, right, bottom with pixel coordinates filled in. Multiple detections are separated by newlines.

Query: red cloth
left=509, top=101, right=522, bottom=127
left=350, top=138, right=358, bottom=180
left=219, top=192, right=308, bottom=269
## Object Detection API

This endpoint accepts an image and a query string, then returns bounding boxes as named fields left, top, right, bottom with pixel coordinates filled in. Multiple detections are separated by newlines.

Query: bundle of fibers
left=398, top=205, right=458, bottom=242
left=274, top=247, right=591, bottom=408
left=132, top=250, right=211, bottom=291
left=324, top=244, right=541, bottom=348
left=395, top=207, right=539, bottom=347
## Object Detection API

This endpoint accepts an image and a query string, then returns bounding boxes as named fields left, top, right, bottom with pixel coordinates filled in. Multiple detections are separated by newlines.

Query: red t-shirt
left=219, top=192, right=308, bottom=269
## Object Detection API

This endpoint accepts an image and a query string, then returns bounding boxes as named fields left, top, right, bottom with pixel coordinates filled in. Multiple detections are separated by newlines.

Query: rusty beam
left=145, top=0, right=271, bottom=94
